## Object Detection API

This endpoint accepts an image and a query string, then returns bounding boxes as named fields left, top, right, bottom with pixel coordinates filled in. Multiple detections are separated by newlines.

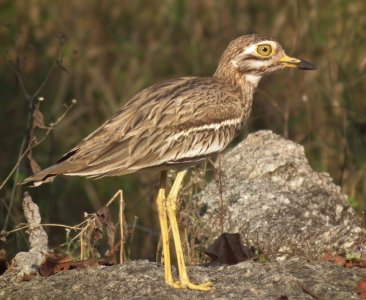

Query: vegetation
left=1, top=0, right=365, bottom=261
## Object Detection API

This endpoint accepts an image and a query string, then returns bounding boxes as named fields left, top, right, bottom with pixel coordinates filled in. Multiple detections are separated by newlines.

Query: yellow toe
left=185, top=281, right=213, bottom=291
left=169, top=280, right=213, bottom=291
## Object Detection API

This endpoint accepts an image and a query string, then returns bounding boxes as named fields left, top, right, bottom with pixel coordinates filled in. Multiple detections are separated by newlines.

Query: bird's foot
left=168, top=279, right=213, bottom=291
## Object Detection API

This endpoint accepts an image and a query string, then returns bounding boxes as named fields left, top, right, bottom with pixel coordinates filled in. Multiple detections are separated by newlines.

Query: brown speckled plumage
left=22, top=33, right=315, bottom=186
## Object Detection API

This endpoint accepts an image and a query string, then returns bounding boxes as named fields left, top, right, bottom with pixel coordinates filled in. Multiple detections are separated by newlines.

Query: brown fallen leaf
left=39, top=252, right=114, bottom=277
left=345, top=261, right=353, bottom=268
left=321, top=251, right=334, bottom=262
left=357, top=277, right=366, bottom=299
left=322, top=251, right=366, bottom=270
left=205, top=232, right=254, bottom=265
left=334, top=255, right=346, bottom=266
left=39, top=253, right=73, bottom=277
left=360, top=260, right=366, bottom=268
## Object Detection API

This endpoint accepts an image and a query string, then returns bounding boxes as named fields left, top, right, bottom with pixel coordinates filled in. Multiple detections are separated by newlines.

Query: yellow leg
left=156, top=171, right=174, bottom=285
left=166, top=170, right=213, bottom=291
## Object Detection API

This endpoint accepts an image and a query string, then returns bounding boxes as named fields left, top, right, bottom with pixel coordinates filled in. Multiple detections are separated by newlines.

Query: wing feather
left=22, top=76, right=245, bottom=184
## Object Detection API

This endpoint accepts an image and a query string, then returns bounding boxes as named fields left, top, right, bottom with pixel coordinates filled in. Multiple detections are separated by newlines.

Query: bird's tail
left=19, top=164, right=65, bottom=187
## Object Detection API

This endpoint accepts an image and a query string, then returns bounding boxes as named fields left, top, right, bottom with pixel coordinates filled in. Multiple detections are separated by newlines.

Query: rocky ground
left=1, top=259, right=365, bottom=300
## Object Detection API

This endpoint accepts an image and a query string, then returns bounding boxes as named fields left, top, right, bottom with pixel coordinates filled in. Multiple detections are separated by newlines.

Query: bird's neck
left=214, top=63, right=260, bottom=99
left=214, top=63, right=260, bottom=128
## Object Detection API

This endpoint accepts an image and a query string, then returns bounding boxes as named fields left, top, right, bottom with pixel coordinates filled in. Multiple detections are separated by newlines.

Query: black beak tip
left=299, top=59, right=316, bottom=70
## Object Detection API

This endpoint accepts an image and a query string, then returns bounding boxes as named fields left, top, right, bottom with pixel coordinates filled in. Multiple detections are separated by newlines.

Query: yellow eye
left=257, top=44, right=273, bottom=57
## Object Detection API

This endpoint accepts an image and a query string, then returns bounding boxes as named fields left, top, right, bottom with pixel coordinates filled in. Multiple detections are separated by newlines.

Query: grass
left=0, top=0, right=365, bottom=261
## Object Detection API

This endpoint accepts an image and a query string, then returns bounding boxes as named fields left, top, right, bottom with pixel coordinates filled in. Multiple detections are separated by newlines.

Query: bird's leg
left=166, top=170, right=213, bottom=291
left=156, top=171, right=174, bottom=285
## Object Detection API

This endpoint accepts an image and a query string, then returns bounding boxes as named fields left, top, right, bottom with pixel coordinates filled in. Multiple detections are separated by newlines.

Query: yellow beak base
left=280, top=55, right=316, bottom=70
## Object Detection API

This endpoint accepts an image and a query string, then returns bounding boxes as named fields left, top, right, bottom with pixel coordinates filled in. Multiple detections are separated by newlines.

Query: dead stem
left=119, top=190, right=125, bottom=264
left=2, top=36, right=69, bottom=232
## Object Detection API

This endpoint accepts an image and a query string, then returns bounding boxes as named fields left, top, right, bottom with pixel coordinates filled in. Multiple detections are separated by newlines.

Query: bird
left=21, top=34, right=315, bottom=291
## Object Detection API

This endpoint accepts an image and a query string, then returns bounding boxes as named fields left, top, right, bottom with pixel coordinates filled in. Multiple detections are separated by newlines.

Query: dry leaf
left=32, top=105, right=46, bottom=129
left=205, top=232, right=254, bottom=265
left=360, top=260, right=366, bottom=268
left=83, top=207, right=116, bottom=259
left=334, top=255, right=347, bottom=266
left=27, top=152, right=41, bottom=174
left=96, top=207, right=116, bottom=257
left=39, top=252, right=114, bottom=276
left=322, top=251, right=334, bottom=262
left=358, top=277, right=366, bottom=299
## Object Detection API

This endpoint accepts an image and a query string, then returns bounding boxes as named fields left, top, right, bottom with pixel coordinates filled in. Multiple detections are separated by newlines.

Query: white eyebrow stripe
left=243, top=44, right=257, bottom=55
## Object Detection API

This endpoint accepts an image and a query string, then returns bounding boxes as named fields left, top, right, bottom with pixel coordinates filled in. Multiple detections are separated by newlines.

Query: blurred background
left=1, top=0, right=365, bottom=262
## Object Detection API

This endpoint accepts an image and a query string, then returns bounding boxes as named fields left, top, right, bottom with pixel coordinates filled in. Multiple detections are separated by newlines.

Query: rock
left=7, top=192, right=48, bottom=281
left=194, top=130, right=364, bottom=260
left=0, top=259, right=365, bottom=299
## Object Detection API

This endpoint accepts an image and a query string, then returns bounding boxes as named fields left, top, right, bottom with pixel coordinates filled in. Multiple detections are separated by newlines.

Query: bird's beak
left=280, top=55, right=316, bottom=70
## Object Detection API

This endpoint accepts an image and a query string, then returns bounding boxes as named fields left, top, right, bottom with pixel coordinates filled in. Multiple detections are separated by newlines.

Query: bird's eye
left=257, top=44, right=273, bottom=57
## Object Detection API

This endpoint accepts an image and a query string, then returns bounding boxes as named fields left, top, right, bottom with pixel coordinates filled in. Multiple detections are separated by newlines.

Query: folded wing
left=22, top=77, right=243, bottom=186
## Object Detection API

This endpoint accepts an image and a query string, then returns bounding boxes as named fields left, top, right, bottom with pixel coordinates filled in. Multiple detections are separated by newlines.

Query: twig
left=119, top=190, right=125, bottom=264
left=4, top=225, right=29, bottom=235
left=64, top=215, right=94, bottom=247
left=4, top=139, right=27, bottom=230
left=217, top=154, right=225, bottom=233
left=80, top=227, right=85, bottom=260
left=5, top=188, right=127, bottom=262
left=184, top=227, right=191, bottom=264
left=6, top=57, right=31, bottom=101
left=41, top=223, right=83, bottom=230
left=3, top=37, right=68, bottom=232
left=5, top=223, right=84, bottom=236
left=129, top=216, right=138, bottom=257
left=338, top=120, right=348, bottom=186
left=1, top=197, right=16, bottom=229
left=0, top=144, right=31, bottom=192
left=156, top=235, right=162, bottom=263
left=105, top=189, right=123, bottom=207
left=0, top=99, right=76, bottom=193
left=32, top=58, right=60, bottom=100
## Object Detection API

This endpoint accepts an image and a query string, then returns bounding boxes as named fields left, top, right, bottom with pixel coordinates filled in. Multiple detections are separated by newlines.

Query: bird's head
left=215, top=34, right=316, bottom=86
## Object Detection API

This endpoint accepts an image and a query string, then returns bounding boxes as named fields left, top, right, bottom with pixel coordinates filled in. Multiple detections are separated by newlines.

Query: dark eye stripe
left=243, top=56, right=271, bottom=61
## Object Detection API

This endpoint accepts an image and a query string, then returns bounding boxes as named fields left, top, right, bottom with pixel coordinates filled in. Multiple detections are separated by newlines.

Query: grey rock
left=194, top=130, right=364, bottom=260
left=0, top=259, right=364, bottom=299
